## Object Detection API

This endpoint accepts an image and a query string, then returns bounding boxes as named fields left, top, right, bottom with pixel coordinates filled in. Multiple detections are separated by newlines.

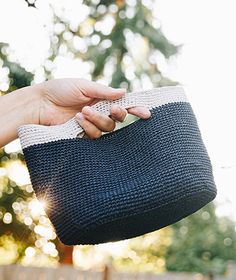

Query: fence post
left=103, top=265, right=110, bottom=280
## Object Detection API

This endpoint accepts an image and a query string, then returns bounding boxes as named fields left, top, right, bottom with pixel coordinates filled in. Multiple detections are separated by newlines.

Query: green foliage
left=0, top=42, right=59, bottom=263
left=1, top=1, right=235, bottom=273
left=0, top=0, right=179, bottom=264
left=0, top=42, right=36, bottom=261
left=5, top=62, right=33, bottom=89
left=165, top=203, right=236, bottom=275
left=112, top=228, right=172, bottom=273
left=0, top=43, right=33, bottom=92
left=47, top=0, right=179, bottom=89
left=0, top=178, right=33, bottom=262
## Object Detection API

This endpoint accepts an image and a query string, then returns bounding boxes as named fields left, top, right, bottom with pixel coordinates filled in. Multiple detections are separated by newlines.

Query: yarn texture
left=18, top=86, right=217, bottom=245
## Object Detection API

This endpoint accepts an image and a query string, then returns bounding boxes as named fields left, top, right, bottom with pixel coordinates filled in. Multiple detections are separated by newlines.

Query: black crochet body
left=23, top=102, right=217, bottom=245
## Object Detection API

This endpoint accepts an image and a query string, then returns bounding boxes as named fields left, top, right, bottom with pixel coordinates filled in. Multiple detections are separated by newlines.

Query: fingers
left=82, top=106, right=116, bottom=132
left=127, top=106, right=151, bottom=119
left=110, top=105, right=127, bottom=122
left=110, top=105, right=151, bottom=121
left=76, top=113, right=103, bottom=139
left=76, top=106, right=127, bottom=139
left=76, top=106, right=117, bottom=139
left=78, top=78, right=126, bottom=101
left=76, top=105, right=151, bottom=139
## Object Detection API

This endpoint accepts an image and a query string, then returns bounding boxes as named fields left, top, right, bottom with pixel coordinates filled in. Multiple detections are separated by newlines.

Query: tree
left=165, top=203, right=236, bottom=278
left=0, top=43, right=63, bottom=265
left=46, top=0, right=179, bottom=89
left=0, top=0, right=179, bottom=266
left=1, top=1, right=236, bottom=275
left=112, top=227, right=172, bottom=273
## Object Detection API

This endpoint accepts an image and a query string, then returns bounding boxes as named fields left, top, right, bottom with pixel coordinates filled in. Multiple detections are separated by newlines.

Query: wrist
left=13, top=85, right=43, bottom=125
left=0, top=85, right=43, bottom=147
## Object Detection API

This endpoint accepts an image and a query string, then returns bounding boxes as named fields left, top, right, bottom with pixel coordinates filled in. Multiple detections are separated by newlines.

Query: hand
left=0, top=78, right=151, bottom=147
left=36, top=78, right=151, bottom=139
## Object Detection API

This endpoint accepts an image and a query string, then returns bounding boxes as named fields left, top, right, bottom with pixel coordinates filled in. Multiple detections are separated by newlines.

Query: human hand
left=0, top=78, right=151, bottom=147
left=36, top=78, right=151, bottom=139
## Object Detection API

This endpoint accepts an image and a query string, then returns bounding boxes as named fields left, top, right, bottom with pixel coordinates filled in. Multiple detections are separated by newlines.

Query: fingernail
left=140, top=107, right=151, bottom=118
left=110, top=87, right=126, bottom=93
left=82, top=106, right=93, bottom=115
left=111, top=105, right=121, bottom=114
left=76, top=112, right=85, bottom=121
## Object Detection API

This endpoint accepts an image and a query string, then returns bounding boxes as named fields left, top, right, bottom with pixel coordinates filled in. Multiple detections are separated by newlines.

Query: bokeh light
left=0, top=0, right=236, bottom=277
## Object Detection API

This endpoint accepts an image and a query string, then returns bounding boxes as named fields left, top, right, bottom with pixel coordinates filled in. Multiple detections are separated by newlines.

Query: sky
left=0, top=0, right=236, bottom=219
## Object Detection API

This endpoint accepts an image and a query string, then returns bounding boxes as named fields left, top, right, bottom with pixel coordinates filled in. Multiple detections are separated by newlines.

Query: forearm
left=0, top=87, right=41, bottom=148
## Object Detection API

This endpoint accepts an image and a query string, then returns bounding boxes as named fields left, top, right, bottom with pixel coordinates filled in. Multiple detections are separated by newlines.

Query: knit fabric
left=18, top=87, right=217, bottom=245
left=18, top=86, right=187, bottom=149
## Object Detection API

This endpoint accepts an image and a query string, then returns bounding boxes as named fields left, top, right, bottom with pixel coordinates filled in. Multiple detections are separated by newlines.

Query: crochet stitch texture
left=18, top=86, right=217, bottom=245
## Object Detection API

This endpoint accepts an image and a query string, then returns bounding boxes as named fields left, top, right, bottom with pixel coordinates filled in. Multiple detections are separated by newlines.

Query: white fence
left=0, top=264, right=234, bottom=280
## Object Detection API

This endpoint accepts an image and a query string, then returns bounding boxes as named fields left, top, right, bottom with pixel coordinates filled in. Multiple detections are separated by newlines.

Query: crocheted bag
left=18, top=86, right=217, bottom=245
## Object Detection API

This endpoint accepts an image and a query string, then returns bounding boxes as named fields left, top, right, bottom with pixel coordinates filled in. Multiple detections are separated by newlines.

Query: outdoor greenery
left=0, top=0, right=235, bottom=277
left=166, top=203, right=236, bottom=275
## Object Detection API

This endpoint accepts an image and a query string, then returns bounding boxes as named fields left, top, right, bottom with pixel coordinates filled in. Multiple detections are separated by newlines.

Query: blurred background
left=0, top=0, right=236, bottom=279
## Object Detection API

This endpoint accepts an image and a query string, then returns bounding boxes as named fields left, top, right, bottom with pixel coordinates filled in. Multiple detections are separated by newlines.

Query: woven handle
left=77, top=91, right=156, bottom=137
left=18, top=86, right=187, bottom=149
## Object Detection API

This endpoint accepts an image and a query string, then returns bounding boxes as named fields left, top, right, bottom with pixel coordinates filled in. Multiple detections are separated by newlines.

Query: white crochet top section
left=18, top=86, right=188, bottom=149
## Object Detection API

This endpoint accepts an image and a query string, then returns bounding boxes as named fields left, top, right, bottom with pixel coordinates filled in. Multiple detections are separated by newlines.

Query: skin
left=0, top=78, right=151, bottom=148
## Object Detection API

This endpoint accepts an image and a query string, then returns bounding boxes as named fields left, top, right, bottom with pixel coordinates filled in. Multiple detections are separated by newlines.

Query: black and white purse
left=18, top=86, right=217, bottom=245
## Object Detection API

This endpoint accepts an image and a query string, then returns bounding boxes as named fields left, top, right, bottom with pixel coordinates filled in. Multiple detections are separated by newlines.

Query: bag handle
left=18, top=86, right=187, bottom=149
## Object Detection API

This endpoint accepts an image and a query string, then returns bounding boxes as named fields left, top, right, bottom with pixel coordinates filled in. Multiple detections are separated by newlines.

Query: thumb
left=79, top=79, right=126, bottom=100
